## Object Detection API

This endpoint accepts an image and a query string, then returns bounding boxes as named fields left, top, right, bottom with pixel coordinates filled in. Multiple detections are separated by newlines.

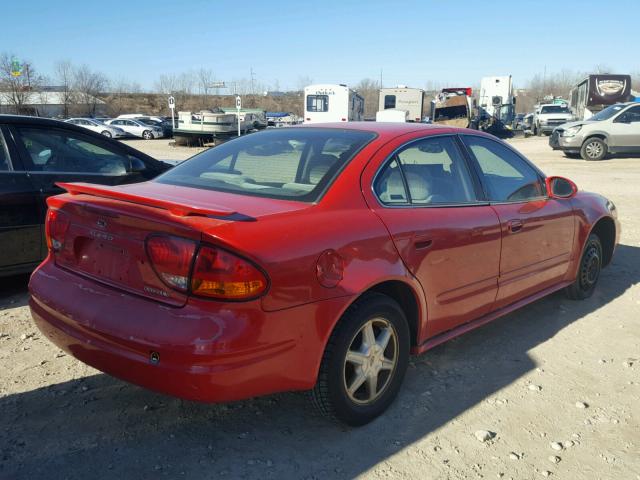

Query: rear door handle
left=508, top=219, right=523, bottom=233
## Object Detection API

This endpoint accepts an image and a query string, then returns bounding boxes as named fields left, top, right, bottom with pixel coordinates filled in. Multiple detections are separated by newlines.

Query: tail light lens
left=145, top=236, right=268, bottom=300
left=45, top=208, right=70, bottom=251
left=146, top=236, right=196, bottom=292
left=191, top=245, right=268, bottom=300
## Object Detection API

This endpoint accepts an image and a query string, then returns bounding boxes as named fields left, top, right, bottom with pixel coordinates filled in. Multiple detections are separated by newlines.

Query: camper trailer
left=478, top=76, right=516, bottom=131
left=378, top=86, right=424, bottom=122
left=303, top=84, right=364, bottom=123
left=570, top=74, right=632, bottom=120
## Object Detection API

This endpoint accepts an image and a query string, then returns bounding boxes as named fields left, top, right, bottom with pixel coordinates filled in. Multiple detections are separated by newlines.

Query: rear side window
left=155, top=128, right=376, bottom=202
left=15, top=127, right=131, bottom=175
left=306, top=95, right=329, bottom=112
left=375, top=136, right=476, bottom=205
left=462, top=135, right=544, bottom=202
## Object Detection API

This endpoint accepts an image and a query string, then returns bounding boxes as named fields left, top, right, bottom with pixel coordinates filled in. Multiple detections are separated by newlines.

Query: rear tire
left=101, top=130, right=112, bottom=138
left=142, top=130, right=153, bottom=140
left=565, top=234, right=603, bottom=300
left=310, top=293, right=410, bottom=426
left=580, top=138, right=607, bottom=161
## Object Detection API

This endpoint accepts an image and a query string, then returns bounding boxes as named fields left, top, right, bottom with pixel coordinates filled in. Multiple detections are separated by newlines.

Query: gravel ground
left=1, top=135, right=639, bottom=480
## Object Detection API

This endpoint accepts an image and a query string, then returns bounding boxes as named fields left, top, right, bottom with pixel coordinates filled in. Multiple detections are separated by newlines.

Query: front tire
left=311, top=293, right=410, bottom=426
left=581, top=138, right=607, bottom=161
left=101, top=130, right=112, bottom=138
left=565, top=234, right=603, bottom=300
left=142, top=130, right=153, bottom=140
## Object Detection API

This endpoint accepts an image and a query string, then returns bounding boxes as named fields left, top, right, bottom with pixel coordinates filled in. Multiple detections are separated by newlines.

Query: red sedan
left=29, top=123, right=619, bottom=425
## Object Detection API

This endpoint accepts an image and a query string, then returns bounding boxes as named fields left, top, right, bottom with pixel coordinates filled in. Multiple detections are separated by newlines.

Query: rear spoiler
left=56, top=182, right=237, bottom=218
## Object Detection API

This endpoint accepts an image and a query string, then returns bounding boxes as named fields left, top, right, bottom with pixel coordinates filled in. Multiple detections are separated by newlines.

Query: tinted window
left=306, top=95, right=329, bottom=113
left=621, top=106, right=640, bottom=122
left=384, top=95, right=396, bottom=109
left=462, top=135, right=544, bottom=202
left=155, top=128, right=375, bottom=202
left=16, top=127, right=131, bottom=175
left=376, top=136, right=476, bottom=205
left=0, top=131, right=10, bottom=171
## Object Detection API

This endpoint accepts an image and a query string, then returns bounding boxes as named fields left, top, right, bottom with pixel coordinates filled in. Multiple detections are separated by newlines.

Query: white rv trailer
left=478, top=76, right=516, bottom=128
left=378, top=86, right=424, bottom=122
left=569, top=74, right=632, bottom=120
left=303, top=84, right=364, bottom=124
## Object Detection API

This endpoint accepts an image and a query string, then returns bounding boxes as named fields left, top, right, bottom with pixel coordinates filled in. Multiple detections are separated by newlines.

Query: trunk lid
left=49, top=181, right=309, bottom=306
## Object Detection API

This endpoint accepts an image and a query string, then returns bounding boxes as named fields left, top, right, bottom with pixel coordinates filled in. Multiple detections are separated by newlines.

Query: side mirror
left=546, top=176, right=577, bottom=199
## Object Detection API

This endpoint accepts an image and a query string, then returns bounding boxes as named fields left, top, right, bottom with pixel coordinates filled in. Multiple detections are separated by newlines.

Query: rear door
left=364, top=133, right=502, bottom=338
left=11, top=125, right=152, bottom=257
left=460, top=134, right=575, bottom=309
left=0, top=125, right=41, bottom=271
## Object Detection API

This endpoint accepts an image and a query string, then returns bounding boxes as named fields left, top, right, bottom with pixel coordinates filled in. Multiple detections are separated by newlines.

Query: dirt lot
left=1, top=136, right=638, bottom=480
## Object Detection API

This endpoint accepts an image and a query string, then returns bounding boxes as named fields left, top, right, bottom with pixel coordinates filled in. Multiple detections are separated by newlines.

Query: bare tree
left=197, top=68, right=215, bottom=96
left=296, top=75, right=313, bottom=92
left=54, top=60, right=75, bottom=117
left=355, top=78, right=379, bottom=118
left=73, top=64, right=108, bottom=116
left=0, top=53, right=42, bottom=114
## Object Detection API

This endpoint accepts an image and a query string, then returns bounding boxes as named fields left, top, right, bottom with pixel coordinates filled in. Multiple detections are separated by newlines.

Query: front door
left=460, top=134, right=575, bottom=309
left=610, top=105, right=640, bottom=149
left=365, top=134, right=502, bottom=338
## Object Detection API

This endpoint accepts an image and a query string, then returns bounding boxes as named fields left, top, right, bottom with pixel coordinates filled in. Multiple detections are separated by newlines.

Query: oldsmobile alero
left=29, top=123, right=619, bottom=425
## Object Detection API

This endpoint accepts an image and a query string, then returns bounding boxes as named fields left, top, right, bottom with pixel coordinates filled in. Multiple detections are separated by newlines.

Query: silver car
left=550, top=102, right=640, bottom=160
left=64, top=118, right=127, bottom=138
left=105, top=118, right=164, bottom=140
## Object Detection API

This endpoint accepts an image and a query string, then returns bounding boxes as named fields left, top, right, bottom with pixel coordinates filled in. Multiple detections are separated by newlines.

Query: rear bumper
left=29, top=260, right=350, bottom=402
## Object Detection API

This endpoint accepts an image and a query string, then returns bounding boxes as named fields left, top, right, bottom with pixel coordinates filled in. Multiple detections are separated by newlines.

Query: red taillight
left=45, top=208, right=70, bottom=251
left=146, top=236, right=197, bottom=292
left=191, top=245, right=267, bottom=300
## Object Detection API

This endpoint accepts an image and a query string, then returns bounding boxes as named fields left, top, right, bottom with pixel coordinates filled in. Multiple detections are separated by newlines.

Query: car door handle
left=414, top=238, right=433, bottom=250
left=508, top=220, right=523, bottom=233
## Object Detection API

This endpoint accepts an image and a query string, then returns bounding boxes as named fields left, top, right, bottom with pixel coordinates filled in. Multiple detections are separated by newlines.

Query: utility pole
left=249, top=67, right=256, bottom=95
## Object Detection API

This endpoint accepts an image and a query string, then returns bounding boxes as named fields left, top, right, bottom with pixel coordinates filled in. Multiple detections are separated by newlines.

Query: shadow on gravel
left=2, top=245, right=639, bottom=479
left=0, top=274, right=30, bottom=308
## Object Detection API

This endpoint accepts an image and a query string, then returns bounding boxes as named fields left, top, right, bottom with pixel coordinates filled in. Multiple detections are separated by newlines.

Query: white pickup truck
left=533, top=103, right=575, bottom=136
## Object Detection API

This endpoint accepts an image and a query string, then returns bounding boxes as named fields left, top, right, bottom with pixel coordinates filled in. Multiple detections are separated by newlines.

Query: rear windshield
left=154, top=128, right=376, bottom=202
left=540, top=105, right=570, bottom=113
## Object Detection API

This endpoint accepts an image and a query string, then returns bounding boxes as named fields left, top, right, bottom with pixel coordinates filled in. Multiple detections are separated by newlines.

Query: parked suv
left=550, top=102, right=640, bottom=160
left=533, top=103, right=574, bottom=136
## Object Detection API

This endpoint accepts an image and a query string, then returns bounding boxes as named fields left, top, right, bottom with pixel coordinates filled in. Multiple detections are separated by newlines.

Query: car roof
left=294, top=121, right=495, bottom=139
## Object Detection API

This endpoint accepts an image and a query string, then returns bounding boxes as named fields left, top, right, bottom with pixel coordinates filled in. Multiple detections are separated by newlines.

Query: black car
left=0, top=115, right=172, bottom=277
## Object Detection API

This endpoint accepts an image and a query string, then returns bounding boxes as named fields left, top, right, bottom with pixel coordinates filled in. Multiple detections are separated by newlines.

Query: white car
left=64, top=118, right=127, bottom=138
left=105, top=118, right=164, bottom=139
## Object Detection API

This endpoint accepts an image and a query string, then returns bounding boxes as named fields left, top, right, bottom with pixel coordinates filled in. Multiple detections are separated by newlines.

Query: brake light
left=191, top=245, right=267, bottom=300
left=146, top=236, right=196, bottom=292
left=45, top=208, right=70, bottom=251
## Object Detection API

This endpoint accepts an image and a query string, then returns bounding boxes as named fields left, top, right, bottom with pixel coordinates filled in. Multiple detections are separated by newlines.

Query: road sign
left=168, top=96, right=176, bottom=129
left=236, top=96, right=242, bottom=137
left=10, top=58, right=21, bottom=77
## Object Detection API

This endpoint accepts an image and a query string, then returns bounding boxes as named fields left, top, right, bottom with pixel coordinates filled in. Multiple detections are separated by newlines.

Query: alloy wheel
left=585, top=141, right=603, bottom=159
left=343, top=318, right=398, bottom=405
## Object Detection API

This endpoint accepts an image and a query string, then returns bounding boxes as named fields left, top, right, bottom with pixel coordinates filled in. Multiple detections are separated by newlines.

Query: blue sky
left=3, top=0, right=638, bottom=90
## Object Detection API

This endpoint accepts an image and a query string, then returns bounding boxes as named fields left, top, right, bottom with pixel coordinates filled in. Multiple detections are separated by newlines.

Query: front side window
left=155, top=128, right=376, bottom=202
left=619, top=105, right=640, bottom=123
left=16, top=127, right=131, bottom=175
left=306, top=95, right=329, bottom=113
left=462, top=135, right=544, bottom=202
left=384, top=95, right=396, bottom=109
left=375, top=136, right=476, bottom=205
